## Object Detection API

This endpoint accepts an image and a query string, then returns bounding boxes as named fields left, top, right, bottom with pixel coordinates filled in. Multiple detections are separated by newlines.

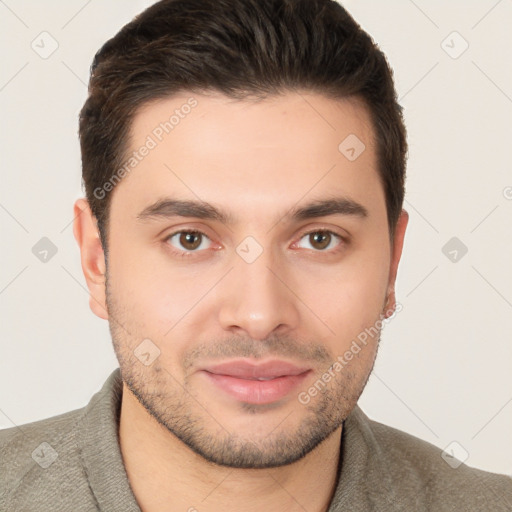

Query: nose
left=217, top=249, right=300, bottom=340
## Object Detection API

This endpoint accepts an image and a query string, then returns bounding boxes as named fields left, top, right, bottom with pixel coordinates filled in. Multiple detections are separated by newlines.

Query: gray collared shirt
left=1, top=368, right=511, bottom=511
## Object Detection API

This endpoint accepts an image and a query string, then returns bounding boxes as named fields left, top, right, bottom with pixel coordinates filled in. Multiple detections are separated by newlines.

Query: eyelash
left=163, top=228, right=347, bottom=257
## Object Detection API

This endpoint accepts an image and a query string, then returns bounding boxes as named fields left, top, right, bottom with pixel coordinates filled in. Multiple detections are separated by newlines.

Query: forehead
left=110, top=90, right=384, bottom=224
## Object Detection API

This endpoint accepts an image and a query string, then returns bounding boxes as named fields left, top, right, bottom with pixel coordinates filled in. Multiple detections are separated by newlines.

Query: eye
left=295, top=230, right=344, bottom=252
left=165, top=230, right=212, bottom=252
left=164, top=228, right=345, bottom=256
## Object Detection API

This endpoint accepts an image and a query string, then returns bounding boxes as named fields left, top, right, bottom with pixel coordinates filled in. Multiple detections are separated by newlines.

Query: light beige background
left=1, top=0, right=511, bottom=475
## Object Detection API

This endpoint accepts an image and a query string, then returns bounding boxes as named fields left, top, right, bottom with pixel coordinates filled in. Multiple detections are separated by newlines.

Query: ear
left=72, top=198, right=109, bottom=320
left=383, top=209, right=409, bottom=318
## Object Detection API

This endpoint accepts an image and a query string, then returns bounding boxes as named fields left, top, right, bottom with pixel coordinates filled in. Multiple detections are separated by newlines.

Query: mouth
left=200, top=359, right=312, bottom=405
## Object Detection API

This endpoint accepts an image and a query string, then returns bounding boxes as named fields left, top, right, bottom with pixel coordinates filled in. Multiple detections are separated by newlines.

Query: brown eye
left=309, top=232, right=331, bottom=250
left=180, top=232, right=202, bottom=250
left=296, top=230, right=342, bottom=252
left=167, top=231, right=211, bottom=252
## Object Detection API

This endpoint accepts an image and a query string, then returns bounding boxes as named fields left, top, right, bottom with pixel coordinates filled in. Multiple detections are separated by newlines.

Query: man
left=1, top=0, right=510, bottom=510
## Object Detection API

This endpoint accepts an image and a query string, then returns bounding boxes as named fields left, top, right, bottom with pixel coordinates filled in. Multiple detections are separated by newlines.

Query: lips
left=200, top=359, right=312, bottom=404
left=202, top=359, right=310, bottom=380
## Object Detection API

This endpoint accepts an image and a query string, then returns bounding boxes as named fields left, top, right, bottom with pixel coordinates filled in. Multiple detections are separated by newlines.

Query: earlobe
left=73, top=198, right=109, bottom=320
left=383, top=290, right=396, bottom=318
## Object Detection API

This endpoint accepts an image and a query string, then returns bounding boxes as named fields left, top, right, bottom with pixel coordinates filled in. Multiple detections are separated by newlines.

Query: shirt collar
left=74, top=368, right=141, bottom=511
left=327, top=404, right=397, bottom=510
left=76, top=368, right=395, bottom=511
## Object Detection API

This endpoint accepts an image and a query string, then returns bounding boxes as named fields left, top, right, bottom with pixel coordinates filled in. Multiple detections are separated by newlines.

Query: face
left=75, top=90, right=408, bottom=469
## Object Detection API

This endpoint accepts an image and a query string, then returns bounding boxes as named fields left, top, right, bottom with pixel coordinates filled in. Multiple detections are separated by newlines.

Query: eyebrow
left=136, top=196, right=369, bottom=225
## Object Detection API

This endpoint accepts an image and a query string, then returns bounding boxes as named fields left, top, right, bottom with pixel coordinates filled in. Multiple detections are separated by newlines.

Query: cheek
left=299, top=245, right=390, bottom=342
left=108, top=240, right=215, bottom=338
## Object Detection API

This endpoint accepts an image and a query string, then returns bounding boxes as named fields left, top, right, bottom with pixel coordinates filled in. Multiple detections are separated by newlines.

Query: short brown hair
left=79, top=0, right=407, bottom=254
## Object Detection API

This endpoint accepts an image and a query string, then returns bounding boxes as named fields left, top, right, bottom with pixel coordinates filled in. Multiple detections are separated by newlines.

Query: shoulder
left=350, top=406, right=512, bottom=511
left=0, top=405, right=84, bottom=449
left=0, top=405, right=86, bottom=473
left=0, top=402, right=104, bottom=511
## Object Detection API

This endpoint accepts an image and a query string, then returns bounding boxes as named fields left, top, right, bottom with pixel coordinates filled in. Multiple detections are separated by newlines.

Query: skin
left=73, top=90, right=408, bottom=512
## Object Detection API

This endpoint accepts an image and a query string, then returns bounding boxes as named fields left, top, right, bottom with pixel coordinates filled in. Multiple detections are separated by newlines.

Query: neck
left=119, top=384, right=342, bottom=512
